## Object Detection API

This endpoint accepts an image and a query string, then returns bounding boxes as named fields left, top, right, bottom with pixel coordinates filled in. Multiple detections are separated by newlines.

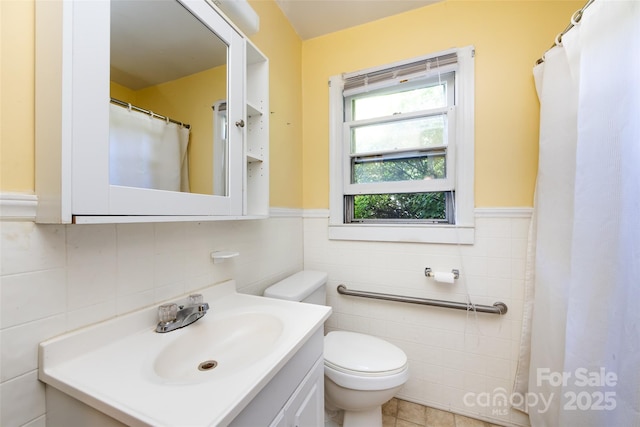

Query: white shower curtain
left=109, top=104, right=190, bottom=192
left=516, top=1, right=640, bottom=426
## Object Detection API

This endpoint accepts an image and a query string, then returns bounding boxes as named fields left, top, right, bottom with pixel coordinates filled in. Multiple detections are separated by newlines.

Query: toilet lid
left=324, top=331, right=407, bottom=375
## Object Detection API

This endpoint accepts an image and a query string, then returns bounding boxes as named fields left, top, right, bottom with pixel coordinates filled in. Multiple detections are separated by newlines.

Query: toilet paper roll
left=433, top=272, right=456, bottom=284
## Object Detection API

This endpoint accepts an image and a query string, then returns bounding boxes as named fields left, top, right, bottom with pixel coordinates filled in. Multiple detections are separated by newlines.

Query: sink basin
left=152, top=312, right=284, bottom=383
left=39, top=280, right=332, bottom=427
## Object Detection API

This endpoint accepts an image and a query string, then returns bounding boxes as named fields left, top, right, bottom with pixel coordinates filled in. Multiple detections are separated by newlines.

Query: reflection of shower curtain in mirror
left=109, top=104, right=190, bottom=192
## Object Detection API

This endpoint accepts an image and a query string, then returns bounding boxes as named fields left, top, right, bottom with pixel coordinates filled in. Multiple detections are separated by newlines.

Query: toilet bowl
left=264, top=271, right=409, bottom=427
left=324, top=330, right=409, bottom=427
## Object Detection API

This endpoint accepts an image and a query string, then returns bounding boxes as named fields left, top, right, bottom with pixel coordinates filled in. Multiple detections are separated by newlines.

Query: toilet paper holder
left=424, top=267, right=459, bottom=280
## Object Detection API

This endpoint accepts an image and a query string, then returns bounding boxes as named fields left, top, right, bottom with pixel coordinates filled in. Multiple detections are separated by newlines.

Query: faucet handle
left=188, top=294, right=203, bottom=305
left=158, top=303, right=178, bottom=323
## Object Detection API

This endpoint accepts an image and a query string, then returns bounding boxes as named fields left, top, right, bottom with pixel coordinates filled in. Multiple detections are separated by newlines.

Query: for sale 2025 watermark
left=463, top=367, right=617, bottom=416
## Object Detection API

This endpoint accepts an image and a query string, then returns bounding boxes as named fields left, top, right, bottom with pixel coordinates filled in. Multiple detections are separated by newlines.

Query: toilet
left=264, top=271, right=409, bottom=427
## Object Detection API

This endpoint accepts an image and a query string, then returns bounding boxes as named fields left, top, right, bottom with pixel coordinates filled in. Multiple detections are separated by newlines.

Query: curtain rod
left=110, top=98, right=190, bottom=129
left=535, top=0, right=595, bottom=65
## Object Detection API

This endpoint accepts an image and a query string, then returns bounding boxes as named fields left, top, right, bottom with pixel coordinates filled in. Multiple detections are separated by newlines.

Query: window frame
left=328, top=46, right=475, bottom=244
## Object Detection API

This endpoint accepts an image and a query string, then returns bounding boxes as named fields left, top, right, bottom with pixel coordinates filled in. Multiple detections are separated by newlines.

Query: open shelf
left=246, top=152, right=264, bottom=163
left=247, top=100, right=264, bottom=117
left=244, top=40, right=269, bottom=217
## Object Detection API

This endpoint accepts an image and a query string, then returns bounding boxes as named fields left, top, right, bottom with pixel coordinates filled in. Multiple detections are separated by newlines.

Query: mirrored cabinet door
left=110, top=0, right=230, bottom=198
left=35, top=0, right=266, bottom=223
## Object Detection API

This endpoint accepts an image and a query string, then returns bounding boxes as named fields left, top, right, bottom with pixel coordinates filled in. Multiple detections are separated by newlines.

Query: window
left=329, top=47, right=475, bottom=244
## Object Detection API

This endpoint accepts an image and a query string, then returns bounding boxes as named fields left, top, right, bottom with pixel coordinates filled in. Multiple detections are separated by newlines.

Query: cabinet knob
left=235, top=119, right=245, bottom=128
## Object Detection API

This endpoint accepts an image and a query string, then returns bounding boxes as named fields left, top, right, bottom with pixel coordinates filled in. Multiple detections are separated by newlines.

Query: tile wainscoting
left=304, top=209, right=532, bottom=427
left=0, top=199, right=532, bottom=427
left=0, top=211, right=304, bottom=427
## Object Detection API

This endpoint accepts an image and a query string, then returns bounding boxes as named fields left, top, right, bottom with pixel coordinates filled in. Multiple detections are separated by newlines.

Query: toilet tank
left=263, top=271, right=328, bottom=305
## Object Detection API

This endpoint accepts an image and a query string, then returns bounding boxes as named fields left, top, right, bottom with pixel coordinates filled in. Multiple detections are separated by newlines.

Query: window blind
left=343, top=52, right=458, bottom=96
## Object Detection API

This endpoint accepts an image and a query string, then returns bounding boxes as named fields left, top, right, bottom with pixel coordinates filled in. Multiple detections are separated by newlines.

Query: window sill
left=328, top=223, right=474, bottom=244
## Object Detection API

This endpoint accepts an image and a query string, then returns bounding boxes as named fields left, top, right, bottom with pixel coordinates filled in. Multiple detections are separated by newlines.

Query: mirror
left=109, top=0, right=229, bottom=196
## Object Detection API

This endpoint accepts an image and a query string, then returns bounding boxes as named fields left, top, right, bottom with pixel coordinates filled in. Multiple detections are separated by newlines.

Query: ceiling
left=111, top=0, right=227, bottom=90
left=110, top=0, right=444, bottom=91
left=274, top=0, right=442, bottom=40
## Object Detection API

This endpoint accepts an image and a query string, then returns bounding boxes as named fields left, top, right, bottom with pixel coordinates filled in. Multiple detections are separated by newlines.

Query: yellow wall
left=301, top=0, right=582, bottom=208
left=1, top=0, right=582, bottom=209
left=249, top=0, right=303, bottom=208
left=1, top=0, right=35, bottom=192
left=110, top=82, right=137, bottom=104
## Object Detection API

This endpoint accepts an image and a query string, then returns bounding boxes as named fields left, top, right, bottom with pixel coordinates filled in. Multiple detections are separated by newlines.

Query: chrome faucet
left=156, top=294, right=209, bottom=333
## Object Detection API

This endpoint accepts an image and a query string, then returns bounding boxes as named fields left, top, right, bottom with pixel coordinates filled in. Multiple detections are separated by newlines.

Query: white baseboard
left=474, top=207, right=533, bottom=218
left=0, top=193, right=37, bottom=221
left=299, top=208, right=533, bottom=219
left=0, top=194, right=533, bottom=222
left=269, top=207, right=304, bottom=217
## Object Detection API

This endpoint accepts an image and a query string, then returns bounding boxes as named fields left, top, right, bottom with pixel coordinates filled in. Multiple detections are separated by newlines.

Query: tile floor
left=382, top=398, right=505, bottom=427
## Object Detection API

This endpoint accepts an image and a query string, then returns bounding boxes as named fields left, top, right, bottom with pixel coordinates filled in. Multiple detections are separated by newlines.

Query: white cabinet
left=230, top=328, right=325, bottom=427
left=268, top=358, right=323, bottom=427
left=269, top=411, right=287, bottom=427
left=35, top=0, right=268, bottom=224
left=283, top=358, right=324, bottom=427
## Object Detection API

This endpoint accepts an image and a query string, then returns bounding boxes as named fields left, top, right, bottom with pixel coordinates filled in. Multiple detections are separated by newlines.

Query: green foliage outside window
left=350, top=126, right=447, bottom=220
left=353, top=154, right=445, bottom=184
left=353, top=192, right=446, bottom=220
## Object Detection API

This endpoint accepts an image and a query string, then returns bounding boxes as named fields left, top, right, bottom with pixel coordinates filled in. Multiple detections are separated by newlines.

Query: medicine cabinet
left=35, top=0, right=269, bottom=224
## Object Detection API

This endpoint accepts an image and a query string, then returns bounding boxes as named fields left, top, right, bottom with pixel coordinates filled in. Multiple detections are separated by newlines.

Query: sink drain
left=198, top=360, right=218, bottom=371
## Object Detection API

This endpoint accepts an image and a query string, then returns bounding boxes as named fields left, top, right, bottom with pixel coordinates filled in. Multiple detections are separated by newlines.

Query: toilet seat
left=324, top=331, right=409, bottom=391
left=324, top=363, right=409, bottom=391
left=324, top=359, right=406, bottom=376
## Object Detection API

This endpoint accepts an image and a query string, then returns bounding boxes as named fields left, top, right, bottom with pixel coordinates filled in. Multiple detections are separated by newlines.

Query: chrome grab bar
left=336, top=284, right=508, bottom=315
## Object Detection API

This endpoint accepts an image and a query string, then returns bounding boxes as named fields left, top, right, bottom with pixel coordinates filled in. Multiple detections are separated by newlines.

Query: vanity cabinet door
left=284, top=358, right=324, bottom=427
left=293, top=381, right=322, bottom=427
left=269, top=410, right=287, bottom=427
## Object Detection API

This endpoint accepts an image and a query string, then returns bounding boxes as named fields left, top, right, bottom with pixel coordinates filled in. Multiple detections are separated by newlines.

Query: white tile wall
left=304, top=214, right=532, bottom=427
left=1, top=210, right=533, bottom=427
left=0, top=217, right=303, bottom=427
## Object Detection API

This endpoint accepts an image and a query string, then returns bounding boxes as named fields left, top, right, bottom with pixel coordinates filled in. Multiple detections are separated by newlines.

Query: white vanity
left=35, top=0, right=268, bottom=223
left=39, top=281, right=331, bottom=426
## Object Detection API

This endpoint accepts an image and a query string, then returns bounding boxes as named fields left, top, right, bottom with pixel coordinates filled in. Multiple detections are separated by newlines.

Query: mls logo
left=492, top=408, right=509, bottom=416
